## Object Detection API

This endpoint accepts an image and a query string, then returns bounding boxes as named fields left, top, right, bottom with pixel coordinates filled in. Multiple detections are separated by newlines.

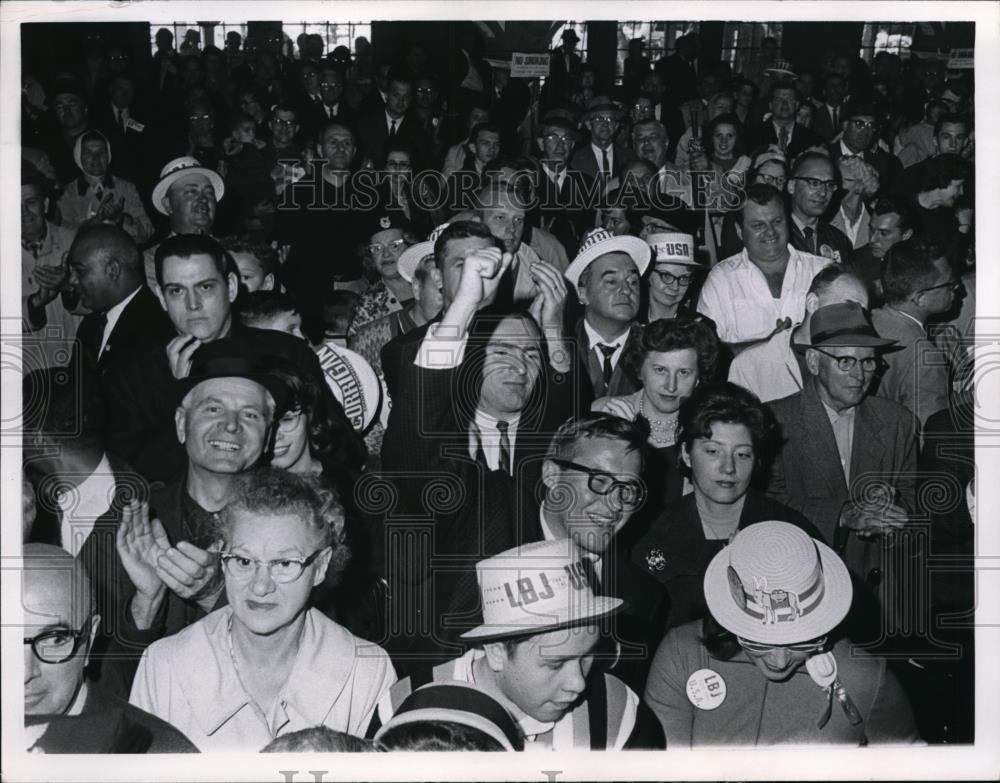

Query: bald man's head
left=67, top=224, right=143, bottom=311
left=23, top=545, right=98, bottom=716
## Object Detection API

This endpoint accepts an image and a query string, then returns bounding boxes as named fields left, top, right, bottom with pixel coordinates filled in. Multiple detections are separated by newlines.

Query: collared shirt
left=324, top=101, right=341, bottom=118
left=820, top=400, right=856, bottom=482
left=696, top=246, right=831, bottom=343
left=727, top=329, right=808, bottom=403
left=583, top=319, right=630, bottom=375
left=56, top=454, right=114, bottom=557
left=791, top=213, right=819, bottom=253
left=385, top=111, right=402, bottom=135
left=100, top=285, right=142, bottom=355
left=541, top=163, right=567, bottom=191
left=772, top=120, right=795, bottom=146
left=836, top=202, right=869, bottom=247
left=471, top=409, right=521, bottom=472
left=129, top=606, right=395, bottom=751
left=591, top=142, right=613, bottom=175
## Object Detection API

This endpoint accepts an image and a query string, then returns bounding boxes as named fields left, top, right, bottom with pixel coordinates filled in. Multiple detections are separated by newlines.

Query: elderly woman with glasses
left=129, top=468, right=396, bottom=751
left=347, top=211, right=416, bottom=341
left=643, top=521, right=921, bottom=746
left=632, top=382, right=822, bottom=632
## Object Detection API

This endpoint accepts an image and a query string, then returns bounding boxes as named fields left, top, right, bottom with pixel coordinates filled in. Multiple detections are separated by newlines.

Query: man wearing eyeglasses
left=767, top=301, right=917, bottom=604
left=23, top=544, right=196, bottom=752
left=827, top=98, right=902, bottom=195
left=871, top=238, right=960, bottom=427
left=532, top=112, right=595, bottom=254
left=786, top=151, right=854, bottom=265
left=570, top=97, right=636, bottom=186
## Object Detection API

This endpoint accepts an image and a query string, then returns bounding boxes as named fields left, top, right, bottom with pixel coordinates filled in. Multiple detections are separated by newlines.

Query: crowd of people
left=20, top=22, right=976, bottom=754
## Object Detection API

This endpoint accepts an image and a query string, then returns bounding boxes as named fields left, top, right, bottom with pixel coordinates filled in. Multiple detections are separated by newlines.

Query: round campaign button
left=686, top=668, right=727, bottom=710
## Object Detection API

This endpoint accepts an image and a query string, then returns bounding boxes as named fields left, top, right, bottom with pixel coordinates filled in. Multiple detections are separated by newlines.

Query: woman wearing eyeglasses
left=129, top=468, right=396, bottom=751
left=347, top=211, right=416, bottom=342
left=718, top=152, right=789, bottom=259
left=632, top=382, right=822, bottom=632
left=643, top=521, right=920, bottom=746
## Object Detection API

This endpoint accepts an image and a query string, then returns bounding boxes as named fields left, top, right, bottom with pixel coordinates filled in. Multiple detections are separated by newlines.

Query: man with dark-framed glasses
left=22, top=544, right=195, bottom=752
left=767, top=301, right=917, bottom=636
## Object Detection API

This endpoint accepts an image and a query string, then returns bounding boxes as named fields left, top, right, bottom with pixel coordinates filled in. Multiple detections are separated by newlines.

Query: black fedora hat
left=795, top=301, right=897, bottom=353
left=177, top=337, right=289, bottom=410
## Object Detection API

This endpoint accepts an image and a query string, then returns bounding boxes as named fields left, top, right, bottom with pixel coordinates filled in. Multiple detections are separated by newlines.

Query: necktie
left=803, top=226, right=816, bottom=254
left=389, top=119, right=397, bottom=138
left=601, top=148, right=610, bottom=178
left=497, top=420, right=511, bottom=475
left=597, top=343, right=618, bottom=387
left=24, top=240, right=43, bottom=258
left=831, top=106, right=839, bottom=128
left=778, top=125, right=789, bottom=152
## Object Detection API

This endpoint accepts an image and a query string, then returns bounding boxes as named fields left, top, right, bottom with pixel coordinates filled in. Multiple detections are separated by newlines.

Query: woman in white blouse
left=128, top=468, right=396, bottom=751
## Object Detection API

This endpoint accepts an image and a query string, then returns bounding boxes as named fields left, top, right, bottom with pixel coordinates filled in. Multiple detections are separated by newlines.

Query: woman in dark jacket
left=632, top=381, right=823, bottom=632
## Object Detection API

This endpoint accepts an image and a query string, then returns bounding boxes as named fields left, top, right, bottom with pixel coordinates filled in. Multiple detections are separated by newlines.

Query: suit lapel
left=850, top=399, right=886, bottom=481
left=799, top=382, right=849, bottom=496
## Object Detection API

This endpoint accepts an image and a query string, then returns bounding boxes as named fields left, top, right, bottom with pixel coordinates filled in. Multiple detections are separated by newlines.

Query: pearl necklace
left=638, top=394, right=679, bottom=447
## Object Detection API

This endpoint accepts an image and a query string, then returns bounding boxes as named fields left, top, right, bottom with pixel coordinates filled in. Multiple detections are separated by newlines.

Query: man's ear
left=804, top=347, right=821, bottom=376
left=541, top=458, right=559, bottom=491
left=175, top=406, right=188, bottom=445
left=161, top=196, right=173, bottom=216
left=153, top=283, right=168, bottom=311
left=83, top=613, right=102, bottom=667
left=901, top=228, right=914, bottom=242
left=482, top=641, right=508, bottom=672
left=262, top=273, right=276, bottom=291
left=226, top=272, right=239, bottom=303
left=105, top=258, right=122, bottom=283
left=785, top=179, right=795, bottom=197
left=804, top=291, right=820, bottom=314
left=536, top=137, right=545, bottom=154
left=680, top=443, right=692, bottom=470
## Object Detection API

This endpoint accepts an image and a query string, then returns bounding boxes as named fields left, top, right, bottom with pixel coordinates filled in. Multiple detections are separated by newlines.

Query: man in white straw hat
left=644, top=521, right=920, bottom=746
left=142, top=156, right=224, bottom=288
left=371, top=539, right=665, bottom=750
left=566, top=227, right=651, bottom=400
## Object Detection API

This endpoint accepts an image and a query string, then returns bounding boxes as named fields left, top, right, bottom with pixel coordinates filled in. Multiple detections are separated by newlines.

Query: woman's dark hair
left=623, top=316, right=720, bottom=386
left=699, top=613, right=742, bottom=661
left=677, top=381, right=775, bottom=471
left=702, top=112, right=746, bottom=160
left=270, top=367, right=337, bottom=465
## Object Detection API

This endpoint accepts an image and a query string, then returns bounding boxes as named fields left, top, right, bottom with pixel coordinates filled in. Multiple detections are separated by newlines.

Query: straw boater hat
left=704, top=521, right=852, bottom=645
left=374, top=682, right=524, bottom=750
left=152, top=156, right=225, bottom=215
left=564, top=227, right=651, bottom=289
left=398, top=221, right=452, bottom=283
left=793, top=301, right=898, bottom=354
left=764, top=59, right=797, bottom=79
left=645, top=232, right=701, bottom=268
left=460, top=539, right=623, bottom=642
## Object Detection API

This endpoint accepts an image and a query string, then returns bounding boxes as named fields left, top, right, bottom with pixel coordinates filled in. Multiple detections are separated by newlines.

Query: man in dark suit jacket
left=653, top=33, right=706, bottom=106
left=570, top=96, right=637, bottom=184
left=532, top=114, right=598, bottom=256
left=827, top=97, right=903, bottom=195
left=378, top=244, right=650, bottom=674
left=750, top=81, right=822, bottom=161
left=564, top=228, right=651, bottom=401
left=811, top=72, right=849, bottom=144
left=767, top=303, right=917, bottom=638
left=786, top=151, right=854, bottom=264
left=356, top=74, right=431, bottom=169
left=545, top=29, right=583, bottom=108
left=91, top=73, right=157, bottom=192
left=66, top=225, right=174, bottom=390
left=298, top=65, right=359, bottom=140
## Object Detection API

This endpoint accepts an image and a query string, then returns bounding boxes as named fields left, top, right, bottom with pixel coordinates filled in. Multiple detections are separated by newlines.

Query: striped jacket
left=367, top=649, right=665, bottom=750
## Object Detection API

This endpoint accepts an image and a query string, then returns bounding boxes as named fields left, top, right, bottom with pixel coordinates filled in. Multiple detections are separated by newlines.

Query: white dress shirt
left=56, top=453, right=114, bottom=557
left=583, top=319, right=630, bottom=374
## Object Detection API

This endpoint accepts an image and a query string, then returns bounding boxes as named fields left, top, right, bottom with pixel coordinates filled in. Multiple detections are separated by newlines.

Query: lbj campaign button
left=686, top=668, right=726, bottom=710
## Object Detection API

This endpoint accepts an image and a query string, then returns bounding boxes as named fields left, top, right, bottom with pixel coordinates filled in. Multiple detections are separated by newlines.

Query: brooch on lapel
left=645, top=548, right=667, bottom=572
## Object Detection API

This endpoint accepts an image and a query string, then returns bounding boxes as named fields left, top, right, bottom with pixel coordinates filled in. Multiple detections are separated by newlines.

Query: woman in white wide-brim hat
left=643, top=521, right=922, bottom=747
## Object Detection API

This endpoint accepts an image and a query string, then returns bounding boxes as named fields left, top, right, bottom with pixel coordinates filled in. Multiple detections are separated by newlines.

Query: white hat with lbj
left=461, top=539, right=623, bottom=642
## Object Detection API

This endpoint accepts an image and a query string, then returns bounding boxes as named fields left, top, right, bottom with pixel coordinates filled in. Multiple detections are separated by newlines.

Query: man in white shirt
left=697, top=183, right=830, bottom=346
left=631, top=119, right=693, bottom=207
left=729, top=265, right=868, bottom=402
